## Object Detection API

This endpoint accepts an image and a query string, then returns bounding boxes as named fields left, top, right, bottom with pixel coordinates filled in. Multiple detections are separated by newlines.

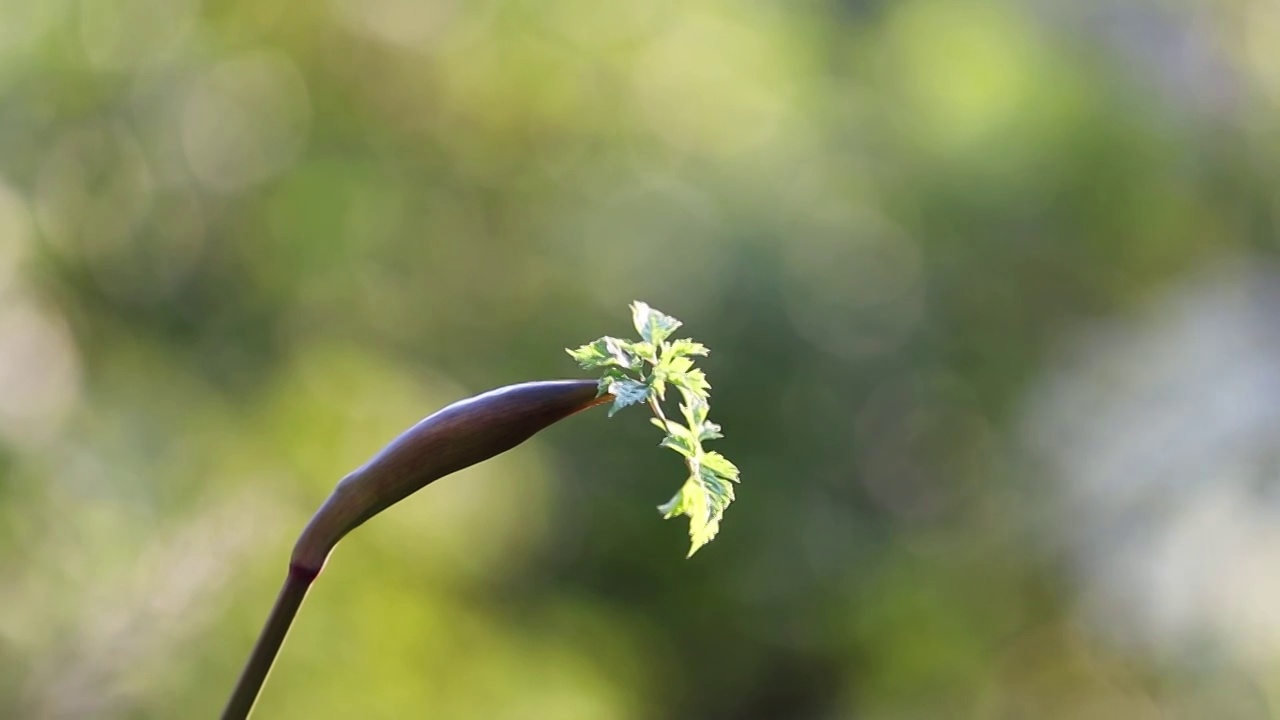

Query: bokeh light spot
left=181, top=51, right=310, bottom=193
left=0, top=301, right=81, bottom=449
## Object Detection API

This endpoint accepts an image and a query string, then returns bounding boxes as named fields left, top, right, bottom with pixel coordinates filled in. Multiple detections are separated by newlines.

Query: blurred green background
left=4, top=0, right=1280, bottom=717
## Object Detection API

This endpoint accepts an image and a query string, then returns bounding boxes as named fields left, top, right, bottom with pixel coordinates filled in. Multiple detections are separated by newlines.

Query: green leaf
left=666, top=339, right=709, bottom=358
left=631, top=301, right=682, bottom=345
left=669, top=368, right=710, bottom=399
left=679, top=394, right=709, bottom=429
left=566, top=339, right=610, bottom=369
left=606, top=377, right=649, bottom=417
left=657, top=491, right=683, bottom=518
left=700, top=451, right=739, bottom=482
left=658, top=464, right=737, bottom=557
left=596, top=368, right=628, bottom=397
left=651, top=355, right=694, bottom=401
left=567, top=337, right=640, bottom=371
left=650, top=375, right=667, bottom=401
left=602, top=337, right=640, bottom=370
left=658, top=355, right=695, bottom=378
left=658, top=424, right=697, bottom=457
left=630, top=341, right=658, bottom=363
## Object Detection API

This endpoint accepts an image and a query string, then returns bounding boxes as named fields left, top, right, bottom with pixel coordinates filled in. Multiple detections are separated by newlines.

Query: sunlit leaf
left=658, top=464, right=736, bottom=557
left=700, top=451, right=739, bottom=482
left=631, top=301, right=682, bottom=345
left=606, top=378, right=649, bottom=417
left=666, top=338, right=709, bottom=358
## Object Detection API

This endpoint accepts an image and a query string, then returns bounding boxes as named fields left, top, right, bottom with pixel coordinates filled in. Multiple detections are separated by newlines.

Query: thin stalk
left=221, top=565, right=317, bottom=720
left=647, top=394, right=670, bottom=426
left=221, top=380, right=608, bottom=718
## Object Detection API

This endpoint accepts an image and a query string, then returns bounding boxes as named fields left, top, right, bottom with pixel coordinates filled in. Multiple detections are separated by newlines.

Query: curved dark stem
left=222, top=380, right=608, bottom=717
left=221, top=565, right=318, bottom=720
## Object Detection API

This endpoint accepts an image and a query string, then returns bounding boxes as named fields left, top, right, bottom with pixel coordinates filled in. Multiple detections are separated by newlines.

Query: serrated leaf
left=697, top=464, right=736, bottom=505
left=666, top=420, right=696, bottom=443
left=568, top=337, right=641, bottom=371
left=566, top=339, right=610, bottom=369
left=657, top=421, right=697, bottom=455
left=660, top=434, right=696, bottom=458
left=606, top=378, right=649, bottom=417
left=669, top=368, right=710, bottom=399
left=631, top=301, right=682, bottom=345
left=594, top=373, right=616, bottom=398
left=651, top=356, right=697, bottom=402
left=630, top=341, right=658, bottom=363
left=700, top=451, right=739, bottom=482
left=659, top=355, right=695, bottom=378
left=657, top=484, right=691, bottom=519
left=679, top=395, right=709, bottom=429
left=650, top=375, right=667, bottom=401
left=666, top=339, right=709, bottom=358
left=658, top=464, right=736, bottom=557
left=602, top=337, right=640, bottom=370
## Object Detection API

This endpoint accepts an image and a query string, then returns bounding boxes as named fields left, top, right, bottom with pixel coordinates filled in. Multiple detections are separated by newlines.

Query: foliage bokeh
left=3, top=0, right=1280, bottom=717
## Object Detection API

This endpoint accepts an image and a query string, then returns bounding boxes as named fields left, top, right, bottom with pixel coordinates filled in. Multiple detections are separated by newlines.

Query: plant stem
left=221, top=565, right=318, bottom=720
left=647, top=395, right=669, bottom=425
left=221, top=380, right=608, bottom=717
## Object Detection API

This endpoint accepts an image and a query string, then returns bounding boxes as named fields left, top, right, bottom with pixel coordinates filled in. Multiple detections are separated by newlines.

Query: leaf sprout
left=567, top=302, right=741, bottom=557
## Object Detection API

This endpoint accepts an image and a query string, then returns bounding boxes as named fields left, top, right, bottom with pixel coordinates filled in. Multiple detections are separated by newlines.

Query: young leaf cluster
left=567, top=302, right=740, bottom=557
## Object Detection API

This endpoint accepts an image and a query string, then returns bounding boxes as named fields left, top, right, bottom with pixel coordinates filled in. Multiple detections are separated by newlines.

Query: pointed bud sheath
left=290, top=380, right=609, bottom=576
